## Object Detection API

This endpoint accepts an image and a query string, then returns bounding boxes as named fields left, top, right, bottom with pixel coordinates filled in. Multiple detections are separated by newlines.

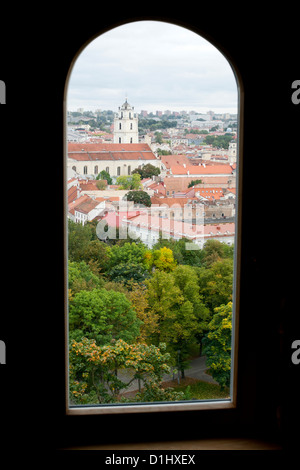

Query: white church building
left=67, top=100, right=161, bottom=179
left=113, top=99, right=139, bottom=144
left=67, top=142, right=161, bottom=178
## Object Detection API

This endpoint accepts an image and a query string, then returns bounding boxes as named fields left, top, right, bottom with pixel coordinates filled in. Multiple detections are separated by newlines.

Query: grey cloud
left=67, top=21, right=237, bottom=113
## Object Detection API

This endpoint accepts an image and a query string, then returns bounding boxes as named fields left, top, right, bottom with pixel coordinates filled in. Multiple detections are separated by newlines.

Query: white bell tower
left=113, top=99, right=139, bottom=144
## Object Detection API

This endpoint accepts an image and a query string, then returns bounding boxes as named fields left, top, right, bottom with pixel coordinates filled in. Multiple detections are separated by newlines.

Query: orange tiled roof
left=195, top=188, right=224, bottom=200
left=161, top=155, right=233, bottom=176
left=68, top=143, right=158, bottom=162
left=68, top=143, right=152, bottom=152
left=73, top=197, right=101, bottom=215
left=68, top=194, right=90, bottom=215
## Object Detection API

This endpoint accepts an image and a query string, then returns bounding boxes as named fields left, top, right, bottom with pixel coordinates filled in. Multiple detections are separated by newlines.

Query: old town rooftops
left=160, top=154, right=234, bottom=175
left=68, top=142, right=158, bottom=161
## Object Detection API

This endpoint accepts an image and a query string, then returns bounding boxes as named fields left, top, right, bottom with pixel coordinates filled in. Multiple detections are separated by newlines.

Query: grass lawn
left=161, top=377, right=230, bottom=400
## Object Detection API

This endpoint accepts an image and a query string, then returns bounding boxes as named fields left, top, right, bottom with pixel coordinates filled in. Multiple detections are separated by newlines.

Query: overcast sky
left=67, top=21, right=238, bottom=114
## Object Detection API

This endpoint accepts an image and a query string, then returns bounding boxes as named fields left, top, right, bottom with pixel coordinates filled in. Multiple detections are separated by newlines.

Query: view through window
left=66, top=21, right=240, bottom=411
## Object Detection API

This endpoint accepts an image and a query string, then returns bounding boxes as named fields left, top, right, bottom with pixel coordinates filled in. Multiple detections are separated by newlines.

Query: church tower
left=113, top=99, right=139, bottom=144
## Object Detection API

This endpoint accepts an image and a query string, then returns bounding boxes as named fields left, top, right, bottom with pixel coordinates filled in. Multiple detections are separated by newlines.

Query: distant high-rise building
left=113, top=99, right=139, bottom=144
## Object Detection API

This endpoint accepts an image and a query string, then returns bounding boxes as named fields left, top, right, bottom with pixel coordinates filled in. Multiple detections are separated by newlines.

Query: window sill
left=62, top=437, right=282, bottom=450
left=66, top=399, right=235, bottom=415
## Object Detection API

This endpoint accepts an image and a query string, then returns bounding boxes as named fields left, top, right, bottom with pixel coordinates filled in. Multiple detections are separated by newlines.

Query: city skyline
left=67, top=21, right=238, bottom=114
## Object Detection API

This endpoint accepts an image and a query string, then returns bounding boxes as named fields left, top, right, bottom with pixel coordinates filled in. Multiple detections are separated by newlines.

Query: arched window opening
left=65, top=20, right=242, bottom=415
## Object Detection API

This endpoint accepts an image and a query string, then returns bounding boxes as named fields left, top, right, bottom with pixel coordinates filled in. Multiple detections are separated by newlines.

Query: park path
left=118, top=355, right=219, bottom=394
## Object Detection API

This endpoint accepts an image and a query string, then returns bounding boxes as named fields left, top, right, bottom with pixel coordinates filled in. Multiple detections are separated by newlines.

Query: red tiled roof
left=195, top=188, right=224, bottom=200
left=68, top=143, right=158, bottom=162
left=171, top=164, right=233, bottom=175
left=68, top=143, right=152, bottom=152
left=68, top=194, right=90, bottom=215
left=151, top=197, right=196, bottom=207
left=68, top=185, right=78, bottom=204
left=161, top=155, right=233, bottom=176
left=68, top=151, right=157, bottom=162
left=74, top=198, right=101, bottom=215
left=101, top=211, right=142, bottom=228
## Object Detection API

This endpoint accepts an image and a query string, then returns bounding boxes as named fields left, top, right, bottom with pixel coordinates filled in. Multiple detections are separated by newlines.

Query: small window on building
left=117, top=166, right=121, bottom=176
left=83, top=166, right=87, bottom=175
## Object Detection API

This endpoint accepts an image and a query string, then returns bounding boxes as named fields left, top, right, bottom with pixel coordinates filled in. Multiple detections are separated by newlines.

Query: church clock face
left=114, top=99, right=139, bottom=144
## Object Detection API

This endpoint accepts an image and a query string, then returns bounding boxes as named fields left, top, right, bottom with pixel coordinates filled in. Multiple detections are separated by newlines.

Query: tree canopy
left=124, top=190, right=151, bottom=207
left=68, top=218, right=235, bottom=403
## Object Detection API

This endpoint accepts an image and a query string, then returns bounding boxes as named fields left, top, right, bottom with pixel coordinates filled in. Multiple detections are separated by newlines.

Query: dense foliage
left=68, top=219, right=234, bottom=404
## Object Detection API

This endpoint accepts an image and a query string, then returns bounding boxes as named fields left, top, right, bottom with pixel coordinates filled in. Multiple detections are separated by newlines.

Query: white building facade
left=67, top=142, right=161, bottom=178
left=121, top=210, right=235, bottom=249
left=113, top=99, right=139, bottom=144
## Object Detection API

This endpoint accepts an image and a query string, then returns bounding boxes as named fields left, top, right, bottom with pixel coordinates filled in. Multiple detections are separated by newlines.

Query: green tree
left=131, top=163, right=160, bottom=179
left=108, top=262, right=150, bottom=287
left=81, top=239, right=110, bottom=275
left=107, top=242, right=148, bottom=270
left=203, top=302, right=232, bottom=390
left=203, top=134, right=234, bottom=149
left=96, top=170, right=113, bottom=185
left=154, top=131, right=163, bottom=144
left=201, top=239, right=233, bottom=267
left=117, top=173, right=141, bottom=190
left=68, top=260, right=104, bottom=294
left=128, top=283, right=159, bottom=343
left=96, top=180, right=106, bottom=190
left=145, top=270, right=182, bottom=346
left=153, top=237, right=203, bottom=267
left=188, top=179, right=203, bottom=188
left=145, top=268, right=207, bottom=378
left=172, top=264, right=210, bottom=356
left=68, top=219, right=94, bottom=262
left=69, top=338, right=183, bottom=404
left=69, top=288, right=141, bottom=345
left=196, top=258, right=233, bottom=313
left=68, top=219, right=108, bottom=267
left=150, top=246, right=177, bottom=272
left=125, top=190, right=151, bottom=207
